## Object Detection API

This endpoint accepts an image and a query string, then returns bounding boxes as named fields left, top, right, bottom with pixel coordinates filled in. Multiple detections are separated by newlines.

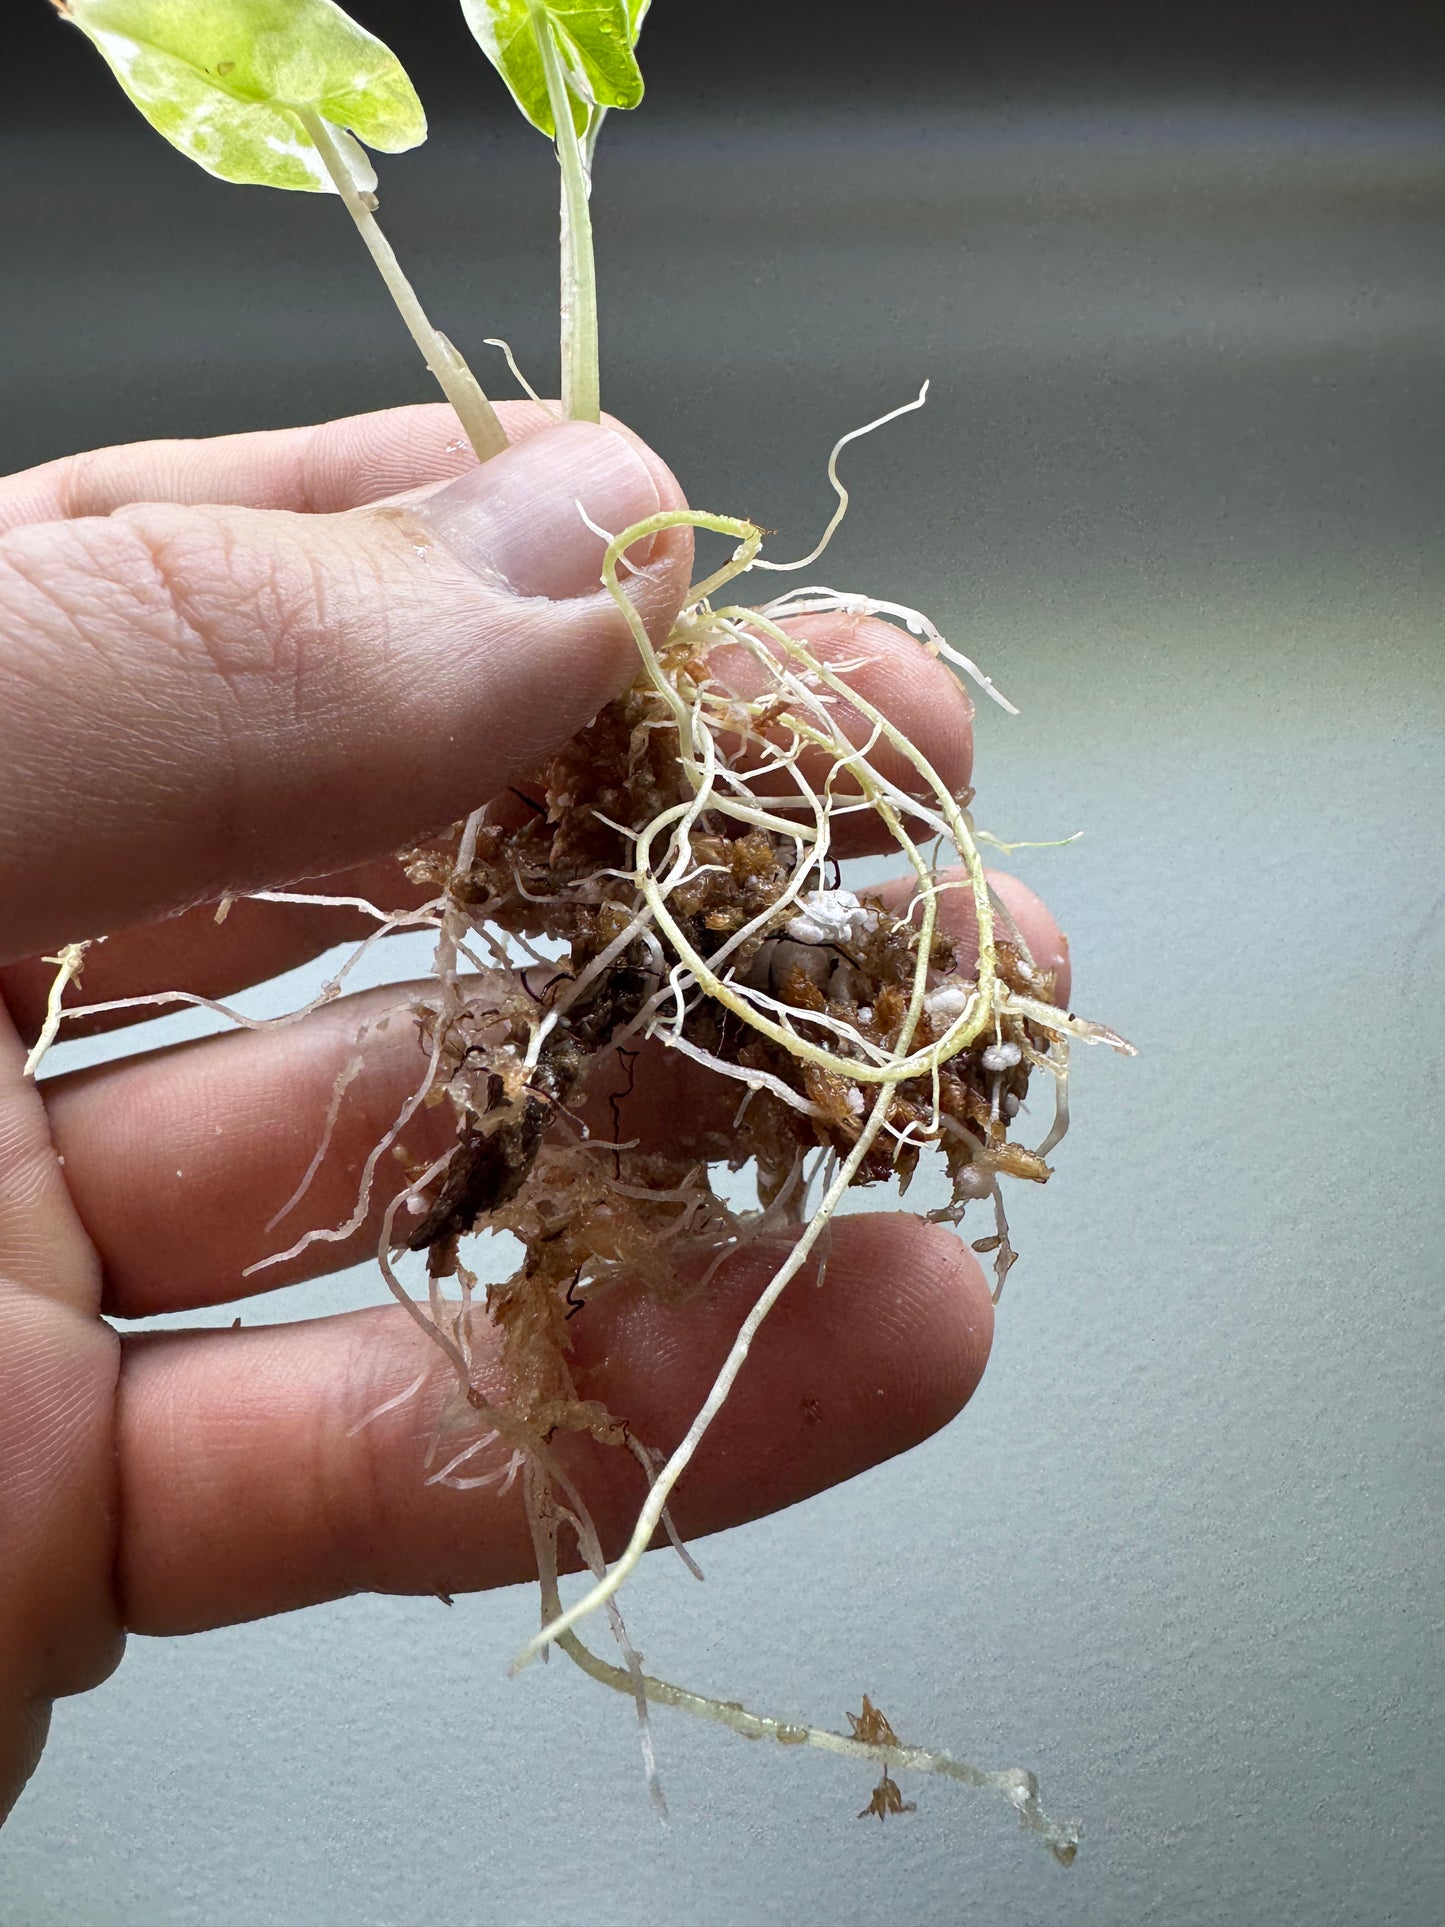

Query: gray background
left=1, top=5, right=1442, bottom=1924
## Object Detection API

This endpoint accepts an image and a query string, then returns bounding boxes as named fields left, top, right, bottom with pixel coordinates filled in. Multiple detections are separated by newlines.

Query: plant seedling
left=47, top=0, right=1135, bottom=1862
left=460, top=0, right=649, bottom=420
left=54, top=0, right=508, bottom=460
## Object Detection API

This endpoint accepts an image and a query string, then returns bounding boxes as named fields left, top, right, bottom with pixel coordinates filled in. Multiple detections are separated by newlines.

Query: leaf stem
left=295, top=107, right=508, bottom=463
left=529, top=4, right=601, bottom=422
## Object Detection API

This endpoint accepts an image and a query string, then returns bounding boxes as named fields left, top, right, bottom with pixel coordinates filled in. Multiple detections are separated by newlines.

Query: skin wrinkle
left=299, top=527, right=338, bottom=694
left=69, top=505, right=469, bottom=755
left=4, top=1698, right=51, bottom=1808
left=320, top=1315, right=432, bottom=1597
left=328, top=421, right=473, bottom=514
left=117, top=1322, right=356, bottom=1624
left=0, top=538, right=101, bottom=701
left=1, top=520, right=475, bottom=953
left=50, top=434, right=313, bottom=527
left=0, top=1106, right=98, bottom=1315
left=0, top=1135, right=52, bottom=1232
left=275, top=424, right=330, bottom=518
left=86, top=1006, right=561, bottom=1294
left=0, top=525, right=233, bottom=868
left=0, top=1008, right=123, bottom=1749
left=42, top=517, right=201, bottom=667
left=219, top=543, right=411, bottom=862
left=92, top=517, right=266, bottom=905
left=55, top=445, right=111, bottom=525
left=0, top=1298, right=108, bottom=1497
left=125, top=507, right=373, bottom=796
left=116, top=507, right=300, bottom=693
left=4, top=419, right=697, bottom=964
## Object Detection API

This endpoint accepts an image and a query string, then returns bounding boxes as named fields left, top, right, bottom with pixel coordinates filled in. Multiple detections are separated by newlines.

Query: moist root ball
left=395, top=538, right=1094, bottom=1490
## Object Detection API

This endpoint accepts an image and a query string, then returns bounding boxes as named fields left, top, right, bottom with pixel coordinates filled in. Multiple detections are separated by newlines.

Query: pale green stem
left=530, top=4, right=601, bottom=422
left=295, top=108, right=508, bottom=464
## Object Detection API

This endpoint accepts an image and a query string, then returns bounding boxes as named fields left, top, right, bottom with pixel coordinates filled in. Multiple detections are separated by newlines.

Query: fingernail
left=412, top=421, right=662, bottom=600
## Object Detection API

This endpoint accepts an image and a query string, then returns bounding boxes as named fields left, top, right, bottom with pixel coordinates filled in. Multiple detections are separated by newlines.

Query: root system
left=36, top=476, right=1132, bottom=1866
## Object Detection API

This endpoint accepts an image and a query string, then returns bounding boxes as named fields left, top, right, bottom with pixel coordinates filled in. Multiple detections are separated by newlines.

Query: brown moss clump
left=397, top=675, right=1060, bottom=1471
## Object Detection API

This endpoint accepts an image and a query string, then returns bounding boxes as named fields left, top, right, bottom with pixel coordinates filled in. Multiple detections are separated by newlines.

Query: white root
left=553, top=1624, right=1080, bottom=1865
left=264, top=1039, right=370, bottom=1233
left=27, top=893, right=444, bottom=1070
left=22, top=938, right=99, bottom=1079
left=750, top=382, right=932, bottom=576
left=346, top=1369, right=430, bottom=1438
left=243, top=1014, right=451, bottom=1275
left=655, top=1032, right=827, bottom=1118
left=421, top=495, right=1116, bottom=1868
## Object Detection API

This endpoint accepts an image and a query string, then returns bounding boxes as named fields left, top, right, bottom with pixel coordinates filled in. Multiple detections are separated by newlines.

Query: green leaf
left=458, top=1, right=646, bottom=140
left=55, top=0, right=425, bottom=192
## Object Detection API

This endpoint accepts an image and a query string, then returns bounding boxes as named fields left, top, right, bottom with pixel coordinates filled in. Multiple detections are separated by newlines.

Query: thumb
left=0, top=421, right=689, bottom=964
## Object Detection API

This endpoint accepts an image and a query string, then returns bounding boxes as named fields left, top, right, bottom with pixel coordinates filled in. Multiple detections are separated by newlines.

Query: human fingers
left=0, top=1002, right=124, bottom=1822
left=0, top=420, right=691, bottom=967
left=49, top=981, right=460, bottom=1317
left=45, top=867, right=1065, bottom=1319
left=0, top=401, right=564, bottom=533
left=2, top=618, right=972, bottom=1024
left=116, top=1211, right=992, bottom=1634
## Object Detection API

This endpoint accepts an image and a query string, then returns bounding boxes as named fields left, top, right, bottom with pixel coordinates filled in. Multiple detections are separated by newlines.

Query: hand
left=0, top=403, right=1069, bottom=1820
